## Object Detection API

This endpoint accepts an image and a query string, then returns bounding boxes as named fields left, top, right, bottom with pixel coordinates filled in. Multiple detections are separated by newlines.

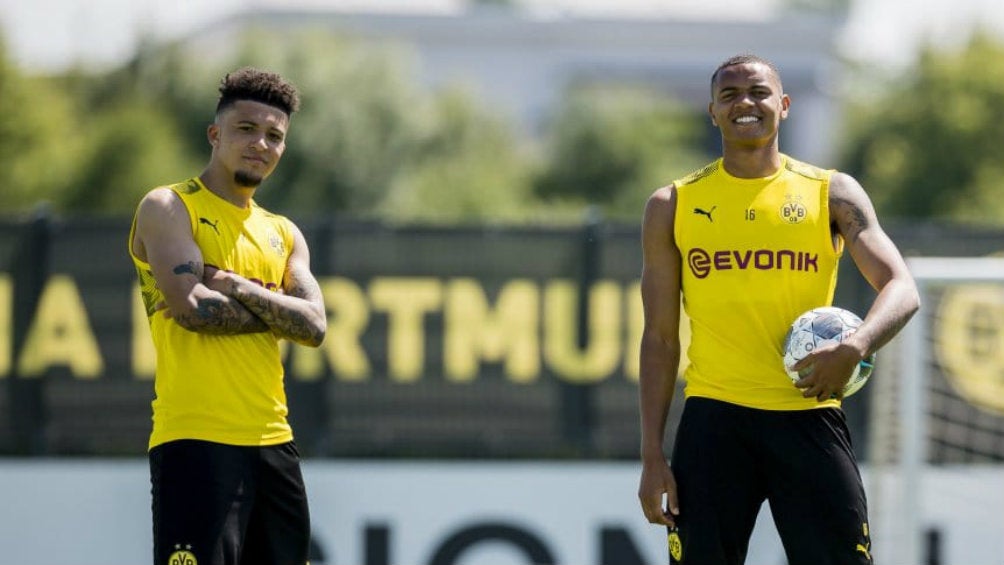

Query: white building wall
left=1, top=460, right=1000, bottom=565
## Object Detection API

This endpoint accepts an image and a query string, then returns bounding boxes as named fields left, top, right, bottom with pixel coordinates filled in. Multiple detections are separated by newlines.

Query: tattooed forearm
left=174, top=296, right=269, bottom=335
left=236, top=292, right=325, bottom=345
left=230, top=267, right=326, bottom=346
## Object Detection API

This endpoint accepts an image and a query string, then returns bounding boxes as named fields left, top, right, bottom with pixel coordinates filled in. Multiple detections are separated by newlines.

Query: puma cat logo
left=694, top=206, right=716, bottom=222
left=199, top=217, right=220, bottom=234
left=856, top=542, right=872, bottom=560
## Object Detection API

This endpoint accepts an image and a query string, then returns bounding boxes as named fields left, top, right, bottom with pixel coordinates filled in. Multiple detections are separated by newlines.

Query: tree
left=0, top=39, right=203, bottom=215
left=840, top=34, right=1004, bottom=225
left=533, top=84, right=711, bottom=221
left=159, top=29, right=539, bottom=222
left=0, top=38, right=83, bottom=214
left=2, top=28, right=714, bottom=224
left=379, top=86, right=539, bottom=223
left=63, top=98, right=201, bottom=213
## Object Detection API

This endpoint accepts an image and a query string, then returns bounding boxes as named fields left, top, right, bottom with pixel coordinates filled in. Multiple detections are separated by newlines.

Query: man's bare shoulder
left=135, top=186, right=185, bottom=219
left=647, top=183, right=677, bottom=208
left=644, top=184, right=679, bottom=234
left=828, top=171, right=866, bottom=198
left=140, top=185, right=179, bottom=203
left=827, top=171, right=875, bottom=216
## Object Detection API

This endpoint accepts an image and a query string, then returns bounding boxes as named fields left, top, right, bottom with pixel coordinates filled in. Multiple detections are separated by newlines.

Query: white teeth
left=735, top=116, right=759, bottom=124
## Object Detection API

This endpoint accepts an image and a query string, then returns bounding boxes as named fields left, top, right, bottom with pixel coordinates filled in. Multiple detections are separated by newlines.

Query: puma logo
left=856, top=542, right=872, bottom=560
left=199, top=217, right=220, bottom=234
left=694, top=206, right=716, bottom=222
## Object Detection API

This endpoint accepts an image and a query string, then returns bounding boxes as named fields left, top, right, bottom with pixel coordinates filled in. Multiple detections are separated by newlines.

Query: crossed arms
left=131, top=187, right=327, bottom=347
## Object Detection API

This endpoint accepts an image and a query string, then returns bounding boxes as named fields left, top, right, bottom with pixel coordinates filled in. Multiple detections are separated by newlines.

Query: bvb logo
left=168, top=546, right=197, bottom=565
left=668, top=529, right=683, bottom=563
left=268, top=230, right=286, bottom=256
left=779, top=195, right=807, bottom=224
left=936, top=284, right=1004, bottom=413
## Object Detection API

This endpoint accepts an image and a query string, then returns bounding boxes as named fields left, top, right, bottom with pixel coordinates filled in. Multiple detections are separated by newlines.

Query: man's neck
left=198, top=170, right=255, bottom=209
left=720, top=144, right=783, bottom=179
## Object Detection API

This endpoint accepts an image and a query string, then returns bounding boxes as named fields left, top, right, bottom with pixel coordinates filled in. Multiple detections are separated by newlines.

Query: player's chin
left=234, top=170, right=265, bottom=187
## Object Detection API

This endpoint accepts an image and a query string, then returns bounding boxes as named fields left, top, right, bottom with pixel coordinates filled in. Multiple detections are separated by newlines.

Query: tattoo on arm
left=165, top=261, right=268, bottom=334
left=832, top=196, right=870, bottom=244
left=281, top=275, right=326, bottom=344
left=175, top=296, right=269, bottom=335
left=234, top=264, right=326, bottom=345
left=172, top=261, right=201, bottom=277
left=239, top=293, right=321, bottom=344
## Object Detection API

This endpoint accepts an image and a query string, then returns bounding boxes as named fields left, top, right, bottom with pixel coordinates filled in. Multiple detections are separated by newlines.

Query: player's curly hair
left=216, top=67, right=301, bottom=117
left=710, top=53, right=782, bottom=94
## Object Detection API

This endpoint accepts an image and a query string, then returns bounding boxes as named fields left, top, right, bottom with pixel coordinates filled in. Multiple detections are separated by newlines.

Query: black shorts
left=669, top=397, right=872, bottom=565
left=150, top=439, right=310, bottom=565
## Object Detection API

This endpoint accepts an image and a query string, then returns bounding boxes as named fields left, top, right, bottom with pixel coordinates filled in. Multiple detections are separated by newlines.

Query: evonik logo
left=687, top=247, right=819, bottom=279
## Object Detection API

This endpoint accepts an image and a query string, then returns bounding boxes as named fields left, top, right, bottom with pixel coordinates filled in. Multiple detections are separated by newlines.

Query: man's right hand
left=638, top=459, right=679, bottom=527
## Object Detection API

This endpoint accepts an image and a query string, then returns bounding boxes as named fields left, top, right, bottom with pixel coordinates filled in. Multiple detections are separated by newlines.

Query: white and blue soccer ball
left=782, top=306, right=875, bottom=397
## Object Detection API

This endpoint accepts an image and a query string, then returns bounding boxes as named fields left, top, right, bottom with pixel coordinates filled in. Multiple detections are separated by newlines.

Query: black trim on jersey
left=676, top=161, right=721, bottom=186
left=784, top=156, right=830, bottom=181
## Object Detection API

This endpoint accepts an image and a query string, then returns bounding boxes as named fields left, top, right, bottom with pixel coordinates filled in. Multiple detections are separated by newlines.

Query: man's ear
left=708, top=102, right=718, bottom=127
left=779, top=94, right=791, bottom=120
left=207, top=123, right=219, bottom=147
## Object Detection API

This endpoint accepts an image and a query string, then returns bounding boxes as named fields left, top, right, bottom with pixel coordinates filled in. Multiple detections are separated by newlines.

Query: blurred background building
left=195, top=2, right=842, bottom=163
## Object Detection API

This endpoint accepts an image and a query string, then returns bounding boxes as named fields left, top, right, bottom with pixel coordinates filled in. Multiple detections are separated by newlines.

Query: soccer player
left=637, top=54, right=920, bottom=564
left=128, top=67, right=326, bottom=565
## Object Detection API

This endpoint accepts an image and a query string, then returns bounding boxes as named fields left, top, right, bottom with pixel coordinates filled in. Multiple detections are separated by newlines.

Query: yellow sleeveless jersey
left=129, top=178, right=296, bottom=449
left=674, top=155, right=842, bottom=410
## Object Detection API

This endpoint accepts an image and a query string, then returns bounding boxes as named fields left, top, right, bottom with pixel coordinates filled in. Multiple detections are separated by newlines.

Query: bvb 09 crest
left=936, top=284, right=1004, bottom=413
left=168, top=546, right=197, bottom=565
left=668, top=529, right=683, bottom=563
left=779, top=194, right=807, bottom=224
left=268, top=229, right=286, bottom=256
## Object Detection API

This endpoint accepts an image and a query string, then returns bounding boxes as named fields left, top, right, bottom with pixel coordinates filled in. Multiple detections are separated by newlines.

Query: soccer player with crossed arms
left=129, top=67, right=326, bottom=565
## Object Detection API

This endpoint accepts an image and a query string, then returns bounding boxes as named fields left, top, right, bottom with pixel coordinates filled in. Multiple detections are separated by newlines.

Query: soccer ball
left=782, top=306, right=875, bottom=397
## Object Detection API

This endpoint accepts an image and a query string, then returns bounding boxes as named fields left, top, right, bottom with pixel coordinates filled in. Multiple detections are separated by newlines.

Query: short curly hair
left=215, top=67, right=300, bottom=117
left=710, top=53, right=782, bottom=95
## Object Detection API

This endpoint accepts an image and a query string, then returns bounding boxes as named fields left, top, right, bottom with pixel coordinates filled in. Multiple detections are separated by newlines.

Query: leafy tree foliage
left=63, top=99, right=201, bottom=213
left=534, top=85, right=711, bottom=220
left=130, top=29, right=531, bottom=221
left=0, top=29, right=714, bottom=224
left=0, top=42, right=83, bottom=214
left=223, top=30, right=430, bottom=215
left=379, top=87, right=541, bottom=223
left=841, top=34, right=1004, bottom=225
left=0, top=39, right=202, bottom=215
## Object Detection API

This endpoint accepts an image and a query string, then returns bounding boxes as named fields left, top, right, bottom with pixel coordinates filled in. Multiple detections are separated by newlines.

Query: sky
left=3, top=0, right=1004, bottom=73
